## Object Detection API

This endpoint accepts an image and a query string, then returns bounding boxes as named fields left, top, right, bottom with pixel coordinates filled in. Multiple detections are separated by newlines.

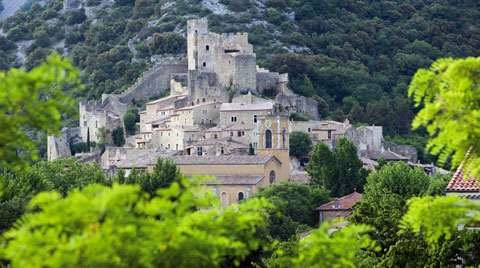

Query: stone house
left=317, top=191, right=362, bottom=223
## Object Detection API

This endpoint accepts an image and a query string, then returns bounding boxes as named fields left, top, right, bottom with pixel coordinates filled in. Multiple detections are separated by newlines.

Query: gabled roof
left=361, top=150, right=409, bottom=161
left=446, top=154, right=480, bottom=192
left=203, top=175, right=264, bottom=185
left=317, top=191, right=362, bottom=211
left=223, top=122, right=255, bottom=131
left=170, top=155, right=280, bottom=166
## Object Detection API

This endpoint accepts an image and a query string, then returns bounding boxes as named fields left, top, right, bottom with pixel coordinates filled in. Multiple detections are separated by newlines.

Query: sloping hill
left=1, top=0, right=479, bottom=163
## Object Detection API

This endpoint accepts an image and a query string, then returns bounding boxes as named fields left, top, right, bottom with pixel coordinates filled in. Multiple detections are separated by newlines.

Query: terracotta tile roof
left=170, top=155, right=278, bottom=166
left=203, top=175, right=264, bottom=185
left=223, top=122, right=255, bottom=131
left=317, top=191, right=362, bottom=211
left=446, top=155, right=480, bottom=192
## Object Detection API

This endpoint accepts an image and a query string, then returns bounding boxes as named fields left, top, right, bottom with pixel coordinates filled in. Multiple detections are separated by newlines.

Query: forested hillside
left=1, top=0, right=479, bottom=163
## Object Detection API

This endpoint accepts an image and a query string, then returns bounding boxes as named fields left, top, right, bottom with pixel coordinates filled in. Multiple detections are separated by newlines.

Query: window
left=202, top=62, right=206, bottom=67
left=238, top=192, right=244, bottom=202
left=265, top=130, right=272, bottom=148
left=231, top=116, right=237, bottom=122
left=242, top=131, right=245, bottom=136
left=168, top=144, right=170, bottom=148
left=203, top=110, right=207, bottom=114
left=269, top=171, right=276, bottom=184
left=213, top=186, right=217, bottom=196
left=202, top=98, right=206, bottom=102
left=209, top=119, right=212, bottom=124
left=176, top=144, right=178, bottom=151
left=206, top=45, right=209, bottom=50
left=214, top=134, right=218, bottom=139
left=230, top=132, right=234, bottom=137
left=308, top=128, right=311, bottom=132
left=246, top=187, right=251, bottom=198
left=197, top=147, right=203, bottom=156
left=201, top=119, right=204, bottom=124
left=238, top=131, right=242, bottom=137
left=84, top=121, right=87, bottom=126
left=253, top=142, right=257, bottom=149
left=96, top=121, right=98, bottom=128
left=221, top=147, right=224, bottom=154
left=328, top=130, right=332, bottom=139
left=253, top=115, right=258, bottom=123
left=282, top=128, right=286, bottom=148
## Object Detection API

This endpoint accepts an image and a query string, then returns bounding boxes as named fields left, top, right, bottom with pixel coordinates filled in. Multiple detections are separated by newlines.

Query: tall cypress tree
left=87, top=127, right=90, bottom=152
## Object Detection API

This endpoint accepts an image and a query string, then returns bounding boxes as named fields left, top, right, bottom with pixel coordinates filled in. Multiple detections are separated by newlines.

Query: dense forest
left=0, top=0, right=479, bottom=163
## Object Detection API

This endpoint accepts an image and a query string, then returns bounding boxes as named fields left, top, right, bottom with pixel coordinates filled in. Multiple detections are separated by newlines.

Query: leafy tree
left=65, top=8, right=87, bottom=25
left=289, top=112, right=309, bottom=121
left=375, top=157, right=387, bottom=170
left=349, top=161, right=458, bottom=267
left=147, top=32, right=186, bottom=55
left=252, top=182, right=330, bottom=241
left=111, top=126, right=125, bottom=147
left=409, top=57, right=480, bottom=174
left=115, top=157, right=181, bottom=197
left=1, top=178, right=271, bottom=267
left=263, top=223, right=375, bottom=268
left=311, top=95, right=328, bottom=118
left=123, top=107, right=139, bottom=135
left=0, top=157, right=107, bottom=232
left=296, top=76, right=315, bottom=97
left=0, top=53, right=78, bottom=170
left=307, top=138, right=366, bottom=197
left=289, top=131, right=312, bottom=159
left=331, top=108, right=346, bottom=122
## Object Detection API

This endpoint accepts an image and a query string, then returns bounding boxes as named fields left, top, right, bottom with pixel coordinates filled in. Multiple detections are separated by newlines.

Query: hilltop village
left=48, top=19, right=424, bottom=206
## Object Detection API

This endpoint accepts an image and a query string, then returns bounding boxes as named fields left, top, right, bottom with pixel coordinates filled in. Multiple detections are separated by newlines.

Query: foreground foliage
left=0, top=53, right=79, bottom=170
left=0, top=178, right=271, bottom=267
left=409, top=56, right=480, bottom=175
left=0, top=158, right=107, bottom=232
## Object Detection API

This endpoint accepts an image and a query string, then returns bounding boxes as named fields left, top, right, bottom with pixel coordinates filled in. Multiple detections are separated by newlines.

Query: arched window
left=269, top=171, right=276, bottom=184
left=221, top=192, right=228, bottom=206
left=206, top=45, right=209, bottom=50
left=282, top=128, right=286, bottom=148
left=265, top=130, right=272, bottom=148
left=238, top=192, right=244, bottom=202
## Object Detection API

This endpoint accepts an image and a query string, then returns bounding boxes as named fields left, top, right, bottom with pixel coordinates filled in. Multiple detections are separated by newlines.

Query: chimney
left=334, top=198, right=339, bottom=209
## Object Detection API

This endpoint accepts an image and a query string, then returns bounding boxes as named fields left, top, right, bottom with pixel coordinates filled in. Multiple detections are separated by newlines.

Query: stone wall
left=347, top=126, right=383, bottom=152
left=119, top=58, right=188, bottom=105
left=47, top=127, right=82, bottom=161
left=383, top=141, right=418, bottom=162
left=256, top=70, right=288, bottom=94
left=275, top=94, right=320, bottom=120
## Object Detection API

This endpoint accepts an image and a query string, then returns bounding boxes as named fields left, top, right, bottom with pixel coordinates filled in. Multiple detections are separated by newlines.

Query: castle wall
left=119, top=58, right=188, bottom=105
left=47, top=127, right=82, bottom=161
left=233, top=54, right=256, bottom=92
left=275, top=94, right=320, bottom=120
left=383, top=141, right=418, bottom=162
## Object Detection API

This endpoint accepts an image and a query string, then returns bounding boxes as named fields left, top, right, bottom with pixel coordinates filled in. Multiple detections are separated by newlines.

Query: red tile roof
left=316, top=191, right=362, bottom=211
left=446, top=155, right=480, bottom=192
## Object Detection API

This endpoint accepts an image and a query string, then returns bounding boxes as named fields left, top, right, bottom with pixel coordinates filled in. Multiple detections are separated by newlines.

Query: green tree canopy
left=409, top=57, right=480, bottom=175
left=252, top=182, right=330, bottom=240
left=1, top=178, right=270, bottom=267
left=307, top=138, right=366, bottom=197
left=0, top=53, right=79, bottom=170
left=289, top=131, right=313, bottom=159
left=0, top=157, right=107, bottom=232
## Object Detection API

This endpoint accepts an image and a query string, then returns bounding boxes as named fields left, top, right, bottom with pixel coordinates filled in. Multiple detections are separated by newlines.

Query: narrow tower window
left=206, top=45, right=209, bottom=50
left=265, top=130, right=272, bottom=148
